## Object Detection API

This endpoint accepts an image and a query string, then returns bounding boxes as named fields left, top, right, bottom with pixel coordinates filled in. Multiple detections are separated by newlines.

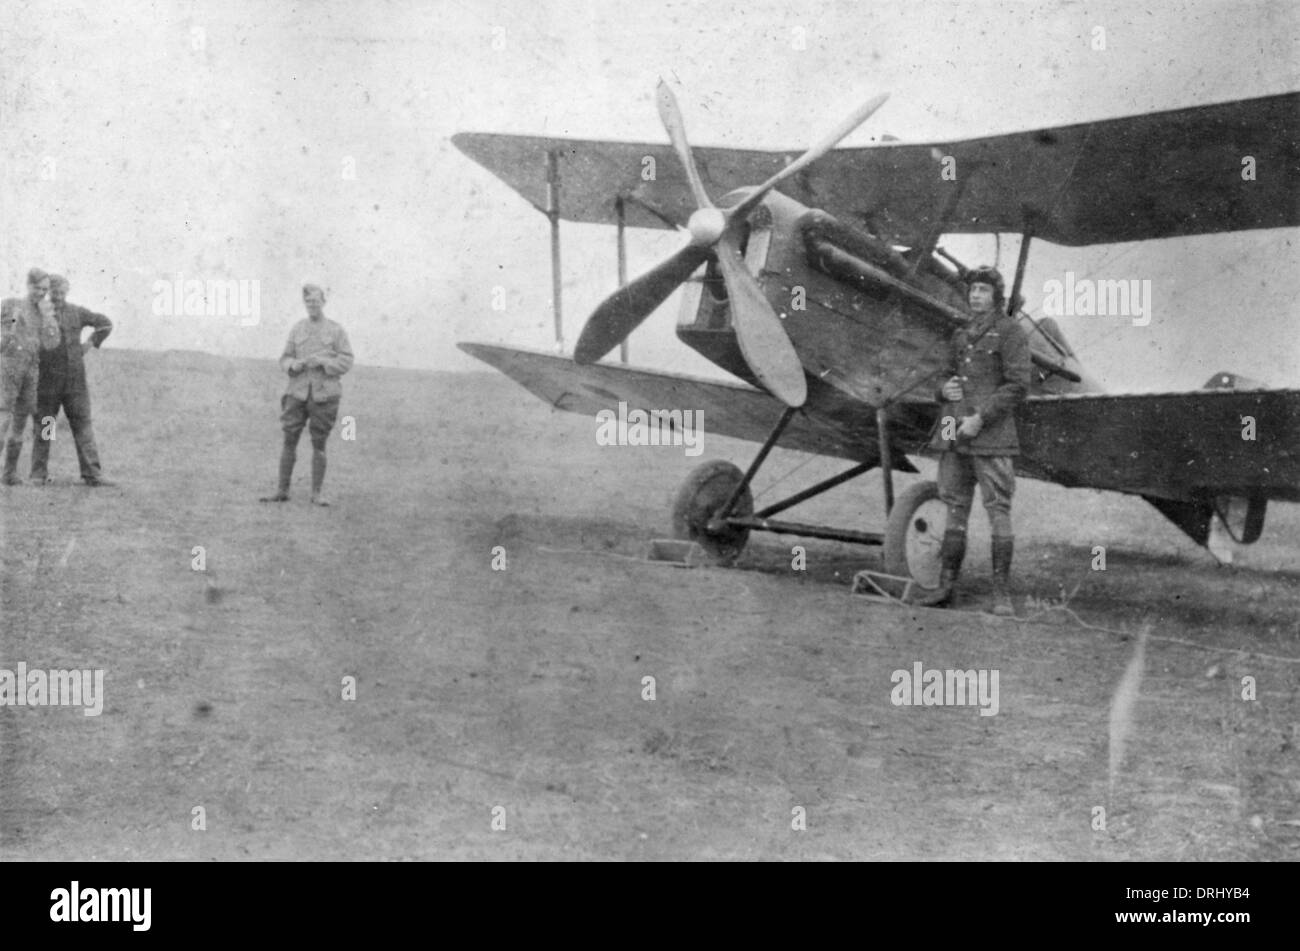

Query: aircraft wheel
left=883, top=480, right=947, bottom=591
left=671, top=460, right=752, bottom=566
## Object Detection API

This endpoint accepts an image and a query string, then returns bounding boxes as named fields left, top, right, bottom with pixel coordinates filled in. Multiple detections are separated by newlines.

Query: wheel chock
left=646, top=538, right=708, bottom=566
left=851, top=569, right=917, bottom=603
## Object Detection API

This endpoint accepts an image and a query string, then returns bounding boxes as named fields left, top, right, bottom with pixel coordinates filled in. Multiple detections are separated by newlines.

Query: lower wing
left=1017, top=389, right=1300, bottom=502
left=458, top=342, right=914, bottom=470
left=1018, top=388, right=1300, bottom=549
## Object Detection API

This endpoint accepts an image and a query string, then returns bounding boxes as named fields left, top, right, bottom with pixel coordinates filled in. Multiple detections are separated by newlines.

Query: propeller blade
left=727, top=91, right=889, bottom=225
left=714, top=234, right=807, bottom=407
left=573, top=243, right=711, bottom=364
left=656, top=80, right=714, bottom=210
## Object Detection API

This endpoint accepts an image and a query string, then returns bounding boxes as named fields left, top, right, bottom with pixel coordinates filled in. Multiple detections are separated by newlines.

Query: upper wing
left=458, top=342, right=913, bottom=470
left=453, top=91, right=1299, bottom=246
left=453, top=132, right=788, bottom=230
left=1017, top=388, right=1300, bottom=502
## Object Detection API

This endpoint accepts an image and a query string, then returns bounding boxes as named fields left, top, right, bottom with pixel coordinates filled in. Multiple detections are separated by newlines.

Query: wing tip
left=449, top=131, right=485, bottom=159
left=456, top=340, right=503, bottom=366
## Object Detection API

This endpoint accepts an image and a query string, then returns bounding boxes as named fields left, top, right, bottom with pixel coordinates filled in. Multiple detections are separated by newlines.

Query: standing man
left=1, top=268, right=49, bottom=485
left=260, top=284, right=353, bottom=506
left=920, top=266, right=1031, bottom=616
left=29, top=275, right=115, bottom=486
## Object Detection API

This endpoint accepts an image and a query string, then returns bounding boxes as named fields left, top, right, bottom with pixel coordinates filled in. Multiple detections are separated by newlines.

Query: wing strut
left=907, top=169, right=971, bottom=280
left=877, top=406, right=896, bottom=513
left=546, top=150, right=564, bottom=352
left=1008, top=228, right=1032, bottom=316
left=615, top=196, right=629, bottom=364
left=1006, top=228, right=1083, bottom=376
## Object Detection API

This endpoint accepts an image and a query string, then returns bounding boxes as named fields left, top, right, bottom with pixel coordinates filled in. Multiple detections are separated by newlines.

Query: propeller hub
left=687, top=207, right=726, bottom=246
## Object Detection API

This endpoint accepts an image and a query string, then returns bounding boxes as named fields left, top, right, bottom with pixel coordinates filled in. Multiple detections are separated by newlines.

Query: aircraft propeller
left=573, top=81, right=889, bottom=408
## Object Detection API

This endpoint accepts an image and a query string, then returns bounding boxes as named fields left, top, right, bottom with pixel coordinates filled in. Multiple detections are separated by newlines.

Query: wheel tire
left=671, top=460, right=753, bottom=566
left=883, top=480, right=948, bottom=591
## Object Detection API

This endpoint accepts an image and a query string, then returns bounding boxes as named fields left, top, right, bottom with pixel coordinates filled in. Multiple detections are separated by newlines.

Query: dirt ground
left=1, top=348, right=1297, bottom=861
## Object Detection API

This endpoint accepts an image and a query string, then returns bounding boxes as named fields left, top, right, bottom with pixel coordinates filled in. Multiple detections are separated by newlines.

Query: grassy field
left=1, top=347, right=1297, bottom=860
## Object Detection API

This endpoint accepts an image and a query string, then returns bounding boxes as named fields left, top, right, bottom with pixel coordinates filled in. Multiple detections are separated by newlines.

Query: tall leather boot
left=991, top=536, right=1015, bottom=617
left=259, top=442, right=296, bottom=502
left=2, top=439, right=23, bottom=485
left=29, top=421, right=51, bottom=483
left=913, top=528, right=967, bottom=607
left=310, top=449, right=328, bottom=506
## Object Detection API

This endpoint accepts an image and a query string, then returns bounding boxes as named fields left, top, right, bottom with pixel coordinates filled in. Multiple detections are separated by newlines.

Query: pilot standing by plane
left=920, top=265, right=1032, bottom=616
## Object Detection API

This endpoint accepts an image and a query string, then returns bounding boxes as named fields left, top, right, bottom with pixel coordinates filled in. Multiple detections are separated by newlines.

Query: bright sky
left=1, top=0, right=1297, bottom=390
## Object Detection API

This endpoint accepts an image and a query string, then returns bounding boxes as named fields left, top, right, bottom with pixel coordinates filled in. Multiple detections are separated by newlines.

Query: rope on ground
left=1015, top=578, right=1300, bottom=664
left=537, top=545, right=1300, bottom=662
left=535, top=544, right=664, bottom=564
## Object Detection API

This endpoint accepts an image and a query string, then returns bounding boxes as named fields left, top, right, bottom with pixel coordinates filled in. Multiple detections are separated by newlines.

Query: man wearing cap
left=260, top=284, right=353, bottom=505
left=29, top=275, right=115, bottom=486
left=1, top=268, right=50, bottom=485
left=919, top=265, right=1032, bottom=616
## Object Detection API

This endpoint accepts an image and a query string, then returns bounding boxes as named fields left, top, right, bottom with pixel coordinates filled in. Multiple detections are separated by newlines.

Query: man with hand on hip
left=30, top=274, right=115, bottom=486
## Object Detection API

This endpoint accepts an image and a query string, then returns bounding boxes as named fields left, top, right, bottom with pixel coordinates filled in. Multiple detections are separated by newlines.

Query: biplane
left=453, top=84, right=1300, bottom=594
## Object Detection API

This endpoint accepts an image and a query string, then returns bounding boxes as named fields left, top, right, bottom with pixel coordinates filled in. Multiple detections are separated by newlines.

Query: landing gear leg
left=669, top=407, right=795, bottom=566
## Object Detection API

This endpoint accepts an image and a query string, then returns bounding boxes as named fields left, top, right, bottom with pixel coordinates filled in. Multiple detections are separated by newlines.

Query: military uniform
left=928, top=308, right=1032, bottom=536
left=268, top=316, right=353, bottom=501
left=30, top=301, right=113, bottom=483
left=279, top=316, right=353, bottom=443
left=915, top=284, right=1032, bottom=614
left=0, top=297, right=43, bottom=483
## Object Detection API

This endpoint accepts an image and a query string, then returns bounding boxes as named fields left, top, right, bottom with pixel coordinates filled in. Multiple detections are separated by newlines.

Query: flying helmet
left=964, top=265, right=1006, bottom=306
